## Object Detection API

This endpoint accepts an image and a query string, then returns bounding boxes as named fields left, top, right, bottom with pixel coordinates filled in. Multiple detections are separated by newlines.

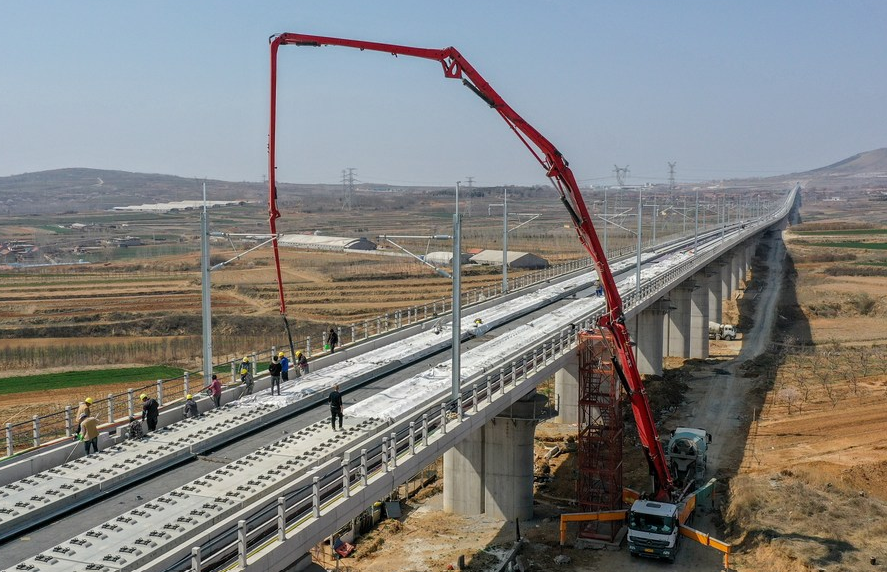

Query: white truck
left=627, top=427, right=711, bottom=562
left=708, top=321, right=737, bottom=341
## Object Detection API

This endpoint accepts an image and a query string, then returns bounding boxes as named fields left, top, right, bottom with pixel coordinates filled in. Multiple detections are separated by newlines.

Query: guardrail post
left=472, top=384, right=478, bottom=414
left=107, top=393, right=114, bottom=423
left=423, top=305, right=427, bottom=321
left=390, top=432, right=397, bottom=468
left=376, top=318, right=381, bottom=336
left=342, top=454, right=351, bottom=498
left=457, top=392, right=463, bottom=421
left=251, top=352, right=257, bottom=377
left=440, top=403, right=447, bottom=435
left=6, top=423, right=13, bottom=457
left=384, top=313, right=390, bottom=331
left=127, top=389, right=134, bottom=418
left=307, top=336, right=311, bottom=357
left=351, top=325, right=356, bottom=345
left=312, top=476, right=321, bottom=517
left=422, top=414, right=428, bottom=447
left=65, top=406, right=73, bottom=437
left=487, top=375, right=493, bottom=404
left=381, top=438, right=389, bottom=472
left=500, top=367, right=506, bottom=396
left=364, top=321, right=369, bottom=340
left=360, top=448, right=368, bottom=486
left=277, top=497, right=287, bottom=541
left=396, top=310, right=401, bottom=329
left=231, top=360, right=236, bottom=383
left=409, top=422, right=416, bottom=455
left=183, top=372, right=190, bottom=397
left=238, top=520, right=248, bottom=568
left=156, top=379, right=163, bottom=406
left=33, top=415, right=40, bottom=447
left=191, top=547, right=201, bottom=571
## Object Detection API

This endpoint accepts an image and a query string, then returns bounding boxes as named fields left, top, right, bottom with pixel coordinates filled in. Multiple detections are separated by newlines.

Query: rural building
left=422, top=251, right=472, bottom=265
left=278, top=234, right=377, bottom=252
left=469, top=249, right=549, bottom=269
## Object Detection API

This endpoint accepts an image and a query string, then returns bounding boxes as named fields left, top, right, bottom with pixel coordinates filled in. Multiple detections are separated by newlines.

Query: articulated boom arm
left=268, top=33, right=673, bottom=500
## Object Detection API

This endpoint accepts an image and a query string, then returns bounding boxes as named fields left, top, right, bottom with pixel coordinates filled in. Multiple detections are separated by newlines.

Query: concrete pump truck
left=265, top=33, right=722, bottom=565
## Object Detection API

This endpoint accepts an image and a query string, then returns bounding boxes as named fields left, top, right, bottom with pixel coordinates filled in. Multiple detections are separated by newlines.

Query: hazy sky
left=2, top=1, right=885, bottom=188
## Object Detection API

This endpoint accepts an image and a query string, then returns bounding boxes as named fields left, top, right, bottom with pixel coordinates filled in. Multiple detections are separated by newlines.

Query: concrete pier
left=443, top=392, right=545, bottom=521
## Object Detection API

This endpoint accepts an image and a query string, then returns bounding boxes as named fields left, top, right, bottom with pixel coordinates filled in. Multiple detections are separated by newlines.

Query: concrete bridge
left=0, top=186, right=798, bottom=572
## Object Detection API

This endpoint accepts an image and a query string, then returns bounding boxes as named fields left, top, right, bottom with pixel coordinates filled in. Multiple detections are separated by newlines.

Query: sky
left=2, top=1, right=885, bottom=188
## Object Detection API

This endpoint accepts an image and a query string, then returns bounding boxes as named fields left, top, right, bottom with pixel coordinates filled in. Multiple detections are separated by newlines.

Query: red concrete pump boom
left=267, top=33, right=674, bottom=501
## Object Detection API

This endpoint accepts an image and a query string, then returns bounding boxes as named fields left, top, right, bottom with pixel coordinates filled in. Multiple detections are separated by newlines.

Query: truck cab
left=627, top=499, right=680, bottom=562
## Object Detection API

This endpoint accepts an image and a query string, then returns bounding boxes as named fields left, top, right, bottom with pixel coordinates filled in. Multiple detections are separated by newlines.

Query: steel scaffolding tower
left=577, top=329, right=624, bottom=541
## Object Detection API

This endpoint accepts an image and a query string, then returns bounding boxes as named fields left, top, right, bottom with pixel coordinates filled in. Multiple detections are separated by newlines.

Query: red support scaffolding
left=576, top=330, right=624, bottom=541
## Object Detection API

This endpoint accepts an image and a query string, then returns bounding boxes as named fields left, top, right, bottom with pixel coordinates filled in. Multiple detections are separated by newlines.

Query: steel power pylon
left=668, top=161, right=677, bottom=190
left=613, top=165, right=630, bottom=188
left=341, top=167, right=356, bottom=210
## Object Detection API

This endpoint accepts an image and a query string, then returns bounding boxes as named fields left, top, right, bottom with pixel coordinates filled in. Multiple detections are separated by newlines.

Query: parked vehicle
left=708, top=321, right=737, bottom=341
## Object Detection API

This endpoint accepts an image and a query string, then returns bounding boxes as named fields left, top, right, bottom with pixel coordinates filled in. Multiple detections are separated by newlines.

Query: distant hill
left=803, top=148, right=887, bottom=177
left=773, top=148, right=887, bottom=190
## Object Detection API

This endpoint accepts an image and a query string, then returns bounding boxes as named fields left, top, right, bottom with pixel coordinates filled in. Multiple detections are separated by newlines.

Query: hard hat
left=296, top=350, right=303, bottom=356
left=242, top=357, right=249, bottom=362
left=186, top=394, right=193, bottom=400
left=140, top=393, right=147, bottom=400
left=84, top=397, right=93, bottom=404
left=240, top=368, right=248, bottom=375
left=278, top=351, right=285, bottom=357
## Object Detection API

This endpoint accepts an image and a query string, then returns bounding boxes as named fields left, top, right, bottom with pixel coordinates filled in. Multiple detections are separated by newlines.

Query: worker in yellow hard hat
left=75, top=397, right=92, bottom=439
left=183, top=393, right=198, bottom=419
left=238, top=363, right=254, bottom=399
left=296, top=350, right=309, bottom=376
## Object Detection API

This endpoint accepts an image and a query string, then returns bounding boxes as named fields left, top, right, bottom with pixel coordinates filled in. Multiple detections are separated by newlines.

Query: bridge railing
left=1, top=257, right=594, bottom=460
left=170, top=318, right=587, bottom=572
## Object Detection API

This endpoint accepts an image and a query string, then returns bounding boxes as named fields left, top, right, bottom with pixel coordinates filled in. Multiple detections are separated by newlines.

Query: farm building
left=469, top=249, right=549, bottom=269
left=278, top=234, right=377, bottom=252
left=422, top=251, right=472, bottom=266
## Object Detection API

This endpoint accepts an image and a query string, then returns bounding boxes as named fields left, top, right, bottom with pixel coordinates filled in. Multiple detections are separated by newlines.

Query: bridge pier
left=664, top=283, right=692, bottom=358
left=707, top=265, right=723, bottom=324
left=689, top=272, right=709, bottom=359
left=554, top=350, right=579, bottom=424
left=443, top=392, right=544, bottom=521
left=629, top=300, right=668, bottom=376
left=720, top=258, right=734, bottom=301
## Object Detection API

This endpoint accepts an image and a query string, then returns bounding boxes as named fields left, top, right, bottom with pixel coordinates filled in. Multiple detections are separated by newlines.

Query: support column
left=707, top=266, right=723, bottom=324
left=630, top=301, right=667, bottom=376
left=720, top=259, right=733, bottom=301
left=730, top=252, right=740, bottom=294
left=444, top=392, right=543, bottom=520
left=664, top=285, right=692, bottom=358
left=443, top=430, right=485, bottom=515
left=482, top=393, right=545, bottom=521
left=689, top=273, right=709, bottom=359
left=554, top=350, right=579, bottom=424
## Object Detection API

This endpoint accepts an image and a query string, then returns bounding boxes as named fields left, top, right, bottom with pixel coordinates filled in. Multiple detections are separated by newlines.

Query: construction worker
left=296, top=350, right=309, bottom=376
left=238, top=358, right=254, bottom=398
left=79, top=415, right=100, bottom=455
left=183, top=394, right=198, bottom=419
left=75, top=397, right=92, bottom=437
left=327, top=327, right=339, bottom=354
left=328, top=384, right=343, bottom=430
left=208, top=374, right=223, bottom=408
left=127, top=415, right=144, bottom=440
left=268, top=355, right=282, bottom=396
left=141, top=393, right=159, bottom=432
left=278, top=351, right=290, bottom=383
